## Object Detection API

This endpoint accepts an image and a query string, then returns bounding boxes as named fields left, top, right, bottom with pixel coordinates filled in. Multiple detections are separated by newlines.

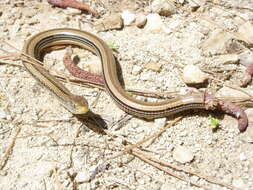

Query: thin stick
left=131, top=149, right=211, bottom=190
left=0, top=127, right=21, bottom=170
left=135, top=149, right=242, bottom=190
left=124, top=116, right=182, bottom=153
left=108, top=116, right=182, bottom=160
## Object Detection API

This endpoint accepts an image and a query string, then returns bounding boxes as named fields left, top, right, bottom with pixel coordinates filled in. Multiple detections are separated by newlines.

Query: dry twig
left=0, top=127, right=21, bottom=170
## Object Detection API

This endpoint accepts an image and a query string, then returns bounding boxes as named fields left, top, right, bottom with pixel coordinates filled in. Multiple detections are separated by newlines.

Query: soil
left=0, top=0, right=252, bottom=190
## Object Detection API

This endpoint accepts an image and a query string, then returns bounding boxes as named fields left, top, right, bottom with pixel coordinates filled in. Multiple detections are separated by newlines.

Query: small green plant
left=107, top=41, right=118, bottom=50
left=208, top=115, right=219, bottom=129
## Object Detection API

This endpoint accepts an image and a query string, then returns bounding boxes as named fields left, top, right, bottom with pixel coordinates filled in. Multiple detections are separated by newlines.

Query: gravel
left=0, top=0, right=252, bottom=190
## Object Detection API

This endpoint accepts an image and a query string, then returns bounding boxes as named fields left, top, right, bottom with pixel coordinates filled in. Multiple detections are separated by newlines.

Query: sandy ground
left=0, top=0, right=253, bottom=190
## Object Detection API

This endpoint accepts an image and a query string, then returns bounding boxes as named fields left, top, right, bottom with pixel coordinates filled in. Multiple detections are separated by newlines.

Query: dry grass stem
left=0, top=127, right=21, bottom=170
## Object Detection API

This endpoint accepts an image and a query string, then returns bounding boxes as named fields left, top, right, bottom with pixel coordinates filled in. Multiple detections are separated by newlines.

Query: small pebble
left=87, top=62, right=102, bottom=74
left=0, top=109, right=7, bottom=119
left=232, top=178, right=247, bottom=189
left=135, top=14, right=147, bottom=28
left=161, top=182, right=176, bottom=190
left=140, top=72, right=152, bottom=81
left=244, top=108, right=253, bottom=142
left=9, top=21, right=20, bottom=37
left=173, top=145, right=194, bottom=164
left=145, top=61, right=162, bottom=72
left=239, top=50, right=253, bottom=67
left=151, top=0, right=176, bottom=16
left=95, top=14, right=123, bottom=31
left=62, top=180, right=70, bottom=187
left=216, top=54, right=239, bottom=65
left=12, top=106, right=24, bottom=114
left=0, top=170, right=7, bottom=176
left=145, top=13, right=164, bottom=32
left=121, top=10, right=135, bottom=26
left=154, top=118, right=167, bottom=128
left=190, top=175, right=199, bottom=183
left=132, top=65, right=142, bottom=75
left=182, top=64, right=208, bottom=84
left=217, top=87, right=251, bottom=98
left=65, top=7, right=82, bottom=15
left=75, top=170, right=90, bottom=183
left=239, top=153, right=246, bottom=161
left=188, top=0, right=200, bottom=11
left=28, top=17, right=39, bottom=25
left=67, top=168, right=77, bottom=178
left=238, top=21, right=253, bottom=44
left=22, top=8, right=37, bottom=18
left=202, top=29, right=232, bottom=55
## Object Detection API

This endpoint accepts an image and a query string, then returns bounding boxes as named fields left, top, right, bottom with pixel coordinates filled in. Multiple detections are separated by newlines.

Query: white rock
left=173, top=146, right=194, bottom=164
left=145, top=13, right=164, bottom=32
left=188, top=0, right=201, bottom=11
left=65, top=7, right=82, bottom=15
left=132, top=65, right=142, bottom=75
left=164, top=20, right=182, bottom=34
left=217, top=87, right=252, bottom=98
left=75, top=170, right=90, bottom=183
left=121, top=10, right=135, bottom=26
left=239, top=153, right=246, bottom=161
left=169, top=19, right=181, bottom=29
left=12, top=106, right=24, bottom=114
left=216, top=54, right=239, bottom=65
left=154, top=118, right=167, bottom=128
left=202, top=29, right=232, bottom=55
left=238, top=21, right=253, bottom=44
left=151, top=0, right=176, bottom=16
left=62, top=180, right=70, bottom=187
left=244, top=108, right=253, bottom=141
left=182, top=64, right=208, bottom=84
left=232, top=178, right=247, bottom=189
left=140, top=72, right=152, bottom=81
left=87, top=62, right=102, bottom=74
left=10, top=21, right=20, bottom=37
left=0, top=109, right=7, bottom=119
left=239, top=50, right=253, bottom=67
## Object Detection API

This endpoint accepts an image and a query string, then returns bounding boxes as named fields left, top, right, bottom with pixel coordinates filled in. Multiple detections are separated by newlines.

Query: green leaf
left=107, top=41, right=118, bottom=50
left=208, top=115, right=219, bottom=129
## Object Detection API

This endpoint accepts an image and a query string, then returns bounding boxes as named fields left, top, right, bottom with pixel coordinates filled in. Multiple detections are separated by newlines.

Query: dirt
left=0, top=0, right=252, bottom=190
